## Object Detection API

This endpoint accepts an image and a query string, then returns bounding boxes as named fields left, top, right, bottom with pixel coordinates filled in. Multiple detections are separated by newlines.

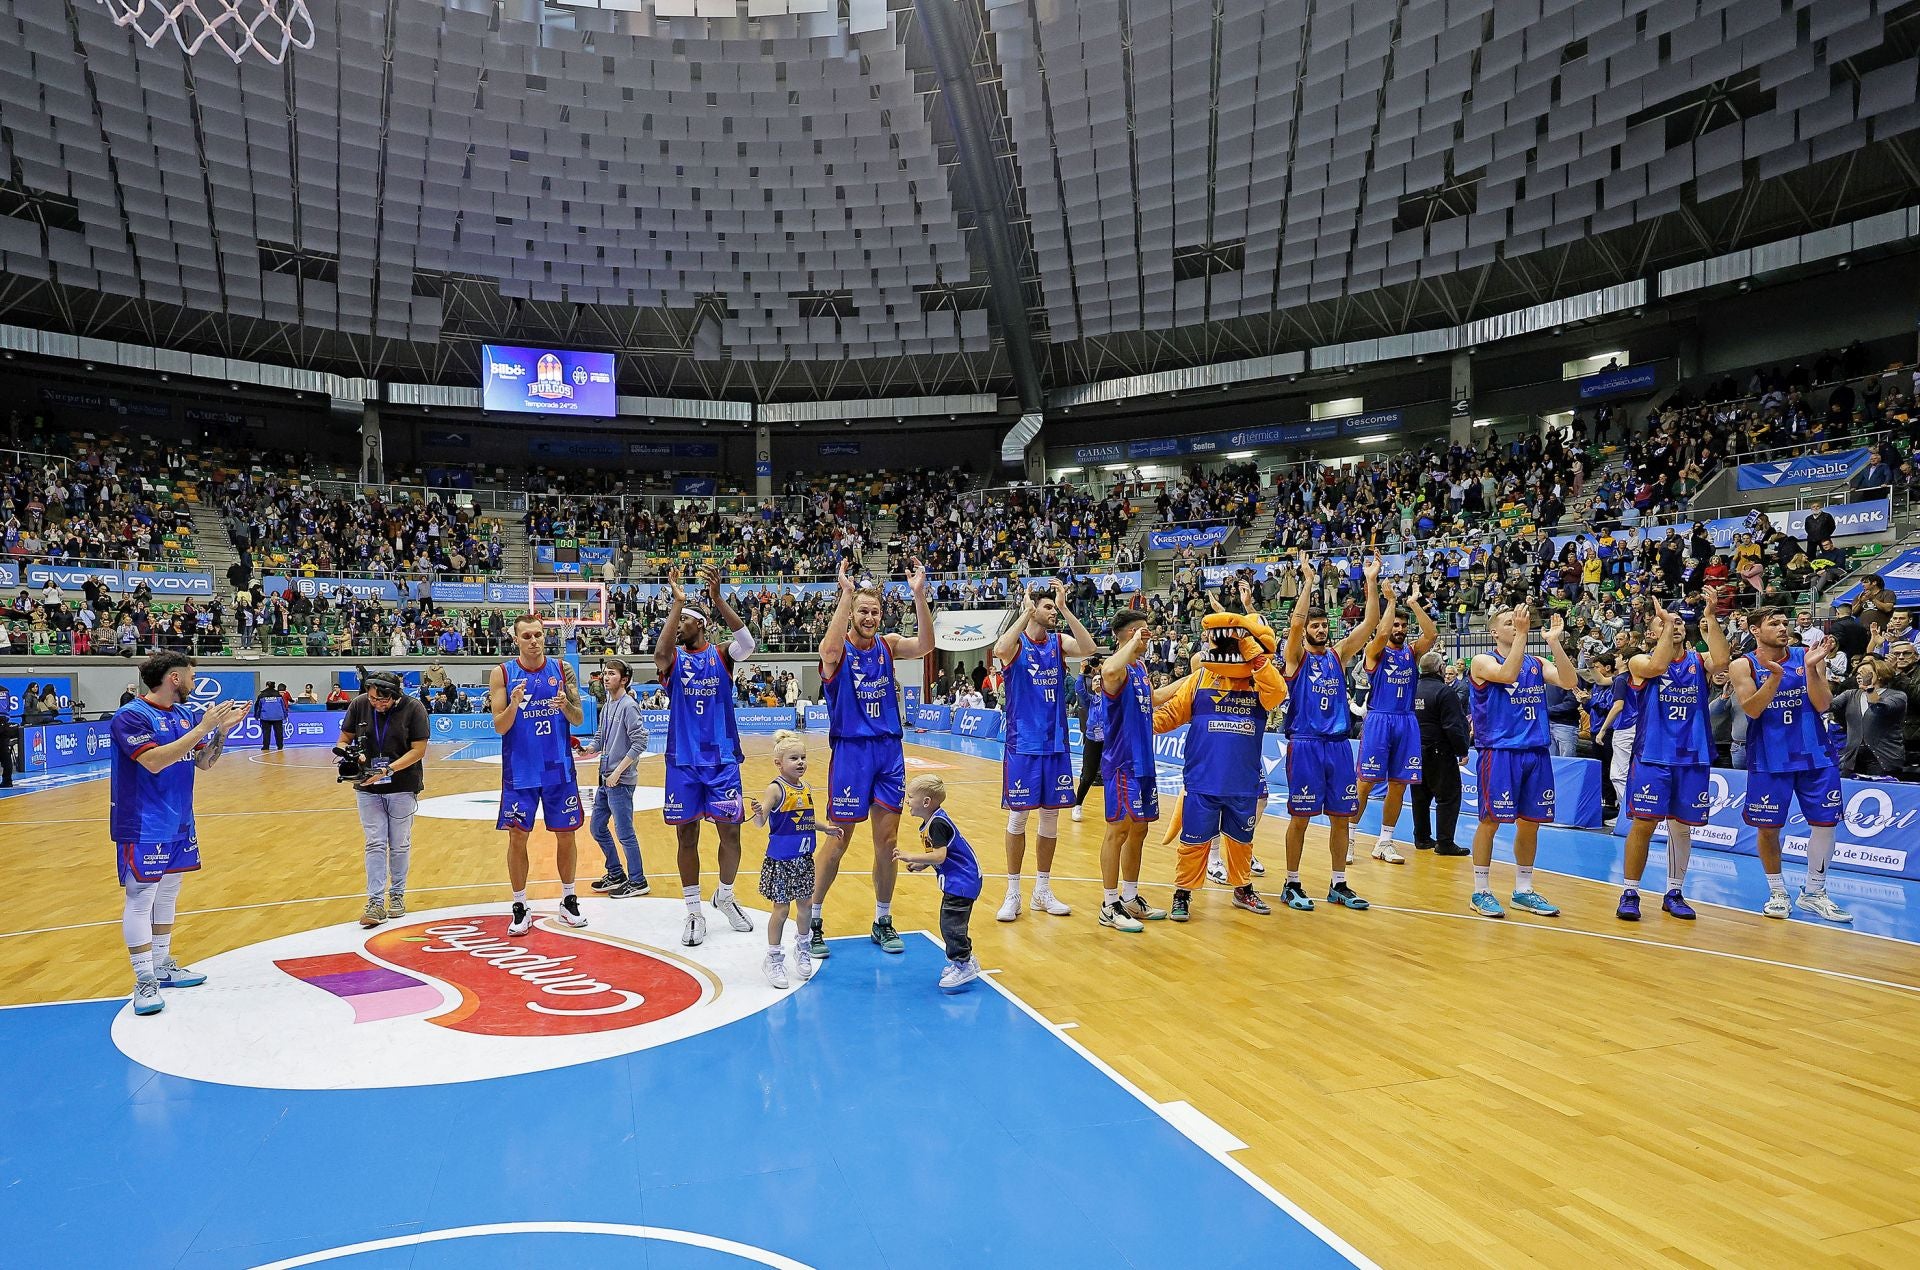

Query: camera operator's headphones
left=364, top=672, right=404, bottom=701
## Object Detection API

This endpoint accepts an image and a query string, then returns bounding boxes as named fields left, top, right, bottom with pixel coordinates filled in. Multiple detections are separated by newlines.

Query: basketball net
left=95, top=0, right=316, bottom=65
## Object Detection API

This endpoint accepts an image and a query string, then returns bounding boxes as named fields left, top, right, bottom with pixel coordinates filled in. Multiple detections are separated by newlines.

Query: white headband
left=682, top=606, right=709, bottom=624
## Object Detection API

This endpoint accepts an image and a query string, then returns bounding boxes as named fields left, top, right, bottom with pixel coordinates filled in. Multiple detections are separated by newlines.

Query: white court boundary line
left=246, top=1221, right=813, bottom=1269
left=960, top=932, right=1382, bottom=1270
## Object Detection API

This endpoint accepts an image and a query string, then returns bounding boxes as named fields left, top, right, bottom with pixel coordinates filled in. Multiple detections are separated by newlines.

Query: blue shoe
left=1510, top=890, right=1560, bottom=917
left=131, top=979, right=164, bottom=1015
left=1281, top=880, right=1314, bottom=911
left=1326, top=882, right=1370, bottom=910
left=1662, top=889, right=1697, bottom=920
left=1470, top=890, right=1505, bottom=919
left=155, top=959, right=207, bottom=987
left=1615, top=889, right=1641, bottom=922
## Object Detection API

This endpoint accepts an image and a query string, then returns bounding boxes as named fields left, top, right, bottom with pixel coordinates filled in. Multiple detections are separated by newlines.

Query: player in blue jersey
left=1279, top=552, right=1379, bottom=913
left=808, top=556, right=934, bottom=958
left=1467, top=604, right=1578, bottom=918
left=1728, top=608, right=1851, bottom=923
left=1355, top=580, right=1438, bottom=864
left=490, top=613, right=589, bottom=936
left=991, top=579, right=1099, bottom=922
left=110, top=651, right=250, bottom=1016
left=653, top=565, right=760, bottom=946
left=1096, top=608, right=1167, bottom=932
left=1618, top=593, right=1731, bottom=922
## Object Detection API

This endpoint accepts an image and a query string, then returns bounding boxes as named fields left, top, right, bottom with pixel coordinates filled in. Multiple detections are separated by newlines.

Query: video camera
left=333, top=735, right=371, bottom=783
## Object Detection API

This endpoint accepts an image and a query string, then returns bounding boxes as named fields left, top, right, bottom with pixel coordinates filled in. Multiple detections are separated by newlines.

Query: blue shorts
left=1103, top=766, right=1160, bottom=823
left=1002, top=751, right=1073, bottom=811
left=664, top=762, right=746, bottom=825
left=1744, top=766, right=1842, bottom=828
left=1357, top=712, right=1422, bottom=784
left=1474, top=748, right=1555, bottom=823
left=498, top=776, right=585, bottom=832
left=1180, top=791, right=1257, bottom=845
left=117, top=836, right=200, bottom=886
left=827, top=736, right=906, bottom=823
left=1285, top=736, right=1359, bottom=818
left=1627, top=759, right=1711, bottom=825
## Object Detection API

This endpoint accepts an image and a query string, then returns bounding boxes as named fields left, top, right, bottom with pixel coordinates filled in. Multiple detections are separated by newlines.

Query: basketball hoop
left=94, top=0, right=316, bottom=65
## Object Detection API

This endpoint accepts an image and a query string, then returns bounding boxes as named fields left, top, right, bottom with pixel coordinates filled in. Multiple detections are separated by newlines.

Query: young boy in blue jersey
left=808, top=555, right=934, bottom=958
left=1280, top=552, right=1379, bottom=913
left=1355, top=581, right=1439, bottom=864
left=896, top=774, right=983, bottom=992
left=1097, top=609, right=1166, bottom=932
left=1728, top=608, right=1851, bottom=922
left=1466, top=604, right=1579, bottom=918
left=490, top=613, right=589, bottom=936
left=1617, top=592, right=1731, bottom=922
left=749, top=730, right=842, bottom=989
left=653, top=566, right=760, bottom=947
left=111, top=651, right=250, bottom=1016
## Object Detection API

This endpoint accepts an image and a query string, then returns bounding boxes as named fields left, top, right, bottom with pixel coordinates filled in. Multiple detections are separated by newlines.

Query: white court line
left=963, top=933, right=1382, bottom=1270
left=246, top=1221, right=813, bottom=1270
left=1368, top=901, right=1920, bottom=996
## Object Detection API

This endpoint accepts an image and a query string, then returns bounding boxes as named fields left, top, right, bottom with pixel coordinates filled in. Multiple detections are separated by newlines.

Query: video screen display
left=480, top=345, right=617, bottom=417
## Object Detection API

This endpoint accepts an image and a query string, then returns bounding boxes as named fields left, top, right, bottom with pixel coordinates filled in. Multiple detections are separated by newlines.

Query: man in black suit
left=1827, top=601, right=1868, bottom=664
left=1412, top=652, right=1471, bottom=855
left=1802, top=504, right=1837, bottom=561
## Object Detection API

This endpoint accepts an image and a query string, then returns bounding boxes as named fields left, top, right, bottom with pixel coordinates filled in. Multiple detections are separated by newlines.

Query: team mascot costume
left=1156, top=603, right=1286, bottom=905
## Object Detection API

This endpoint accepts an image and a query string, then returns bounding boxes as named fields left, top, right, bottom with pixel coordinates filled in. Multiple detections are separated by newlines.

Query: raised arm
left=1541, top=613, right=1577, bottom=690
left=1803, top=636, right=1836, bottom=714
left=557, top=660, right=585, bottom=728
left=705, top=566, right=746, bottom=635
left=1698, top=587, right=1731, bottom=675
left=888, top=558, right=936, bottom=659
left=188, top=701, right=248, bottom=770
left=653, top=567, right=685, bottom=681
left=1409, top=585, right=1439, bottom=658
left=1628, top=600, right=1678, bottom=681
left=1284, top=552, right=1315, bottom=676
left=1364, top=580, right=1397, bottom=669
left=992, top=581, right=1032, bottom=667
left=1102, top=623, right=1147, bottom=695
left=1470, top=606, right=1532, bottom=686
left=1334, top=553, right=1383, bottom=663
left=1053, top=579, right=1099, bottom=658
left=818, top=557, right=857, bottom=673
left=1153, top=671, right=1199, bottom=733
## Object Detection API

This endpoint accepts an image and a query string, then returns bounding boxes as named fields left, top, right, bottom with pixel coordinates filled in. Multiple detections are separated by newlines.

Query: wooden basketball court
left=5, top=734, right=1919, bottom=1268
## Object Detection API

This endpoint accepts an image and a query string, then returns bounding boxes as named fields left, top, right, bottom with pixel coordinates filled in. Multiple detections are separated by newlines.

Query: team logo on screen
left=529, top=353, right=576, bottom=401
left=110, top=900, right=803, bottom=1090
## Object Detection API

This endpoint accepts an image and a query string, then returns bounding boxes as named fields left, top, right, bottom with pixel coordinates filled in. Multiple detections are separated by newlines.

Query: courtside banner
left=913, top=704, right=952, bottom=731
left=268, top=574, right=402, bottom=602
left=20, top=563, right=214, bottom=596
left=20, top=720, right=113, bottom=771
left=1611, top=766, right=1920, bottom=882
left=1736, top=447, right=1869, bottom=491
left=428, top=714, right=502, bottom=742
left=952, top=707, right=1002, bottom=738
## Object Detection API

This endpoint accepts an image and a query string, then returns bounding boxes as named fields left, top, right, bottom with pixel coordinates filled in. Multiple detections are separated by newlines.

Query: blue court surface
left=0, top=925, right=1365, bottom=1270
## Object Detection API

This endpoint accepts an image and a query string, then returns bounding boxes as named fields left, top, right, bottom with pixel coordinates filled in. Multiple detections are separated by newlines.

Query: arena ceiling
left=0, top=0, right=1917, bottom=407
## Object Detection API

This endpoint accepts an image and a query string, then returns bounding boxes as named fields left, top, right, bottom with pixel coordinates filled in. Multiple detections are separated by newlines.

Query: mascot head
left=1196, top=609, right=1277, bottom=683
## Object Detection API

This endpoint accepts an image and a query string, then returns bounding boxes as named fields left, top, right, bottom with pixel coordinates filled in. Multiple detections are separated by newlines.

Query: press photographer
left=338, top=672, right=429, bottom=929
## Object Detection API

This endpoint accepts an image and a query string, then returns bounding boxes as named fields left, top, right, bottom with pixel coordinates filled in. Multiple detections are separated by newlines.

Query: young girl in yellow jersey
left=749, top=731, right=840, bottom=988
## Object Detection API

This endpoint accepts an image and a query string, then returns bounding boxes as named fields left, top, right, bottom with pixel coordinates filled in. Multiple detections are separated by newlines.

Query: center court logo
left=110, top=900, right=802, bottom=1090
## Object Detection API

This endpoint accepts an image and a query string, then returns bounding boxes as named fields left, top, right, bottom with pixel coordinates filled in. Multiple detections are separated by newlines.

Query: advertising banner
left=481, top=345, right=617, bottom=417
left=21, top=563, right=213, bottom=597
left=912, top=704, right=952, bottom=731
left=1, top=675, right=74, bottom=722
left=1577, top=364, right=1658, bottom=399
left=1147, top=525, right=1232, bottom=550
left=952, top=707, right=1003, bottom=739
left=1737, top=447, right=1870, bottom=491
left=20, top=720, right=113, bottom=771
left=1612, top=766, right=1920, bottom=882
left=933, top=610, right=1006, bottom=653
left=186, top=670, right=260, bottom=710
left=267, top=574, right=403, bottom=603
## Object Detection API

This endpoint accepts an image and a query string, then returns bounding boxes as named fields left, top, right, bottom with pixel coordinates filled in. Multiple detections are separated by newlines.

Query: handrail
left=0, top=445, right=75, bottom=475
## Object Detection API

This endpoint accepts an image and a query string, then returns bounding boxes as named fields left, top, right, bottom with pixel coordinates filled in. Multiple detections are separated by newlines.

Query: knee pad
left=152, top=871, right=184, bottom=925
left=1035, top=809, right=1060, bottom=837
left=1006, top=809, right=1030, bottom=835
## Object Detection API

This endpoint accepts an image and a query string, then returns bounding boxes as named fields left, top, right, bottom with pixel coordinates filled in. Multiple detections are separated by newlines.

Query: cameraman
left=339, top=673, right=429, bottom=928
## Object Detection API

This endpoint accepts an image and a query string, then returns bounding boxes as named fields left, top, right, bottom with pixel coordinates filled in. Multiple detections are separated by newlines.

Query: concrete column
left=754, top=424, right=772, bottom=499
left=358, top=403, right=384, bottom=485
left=1448, top=352, right=1474, bottom=446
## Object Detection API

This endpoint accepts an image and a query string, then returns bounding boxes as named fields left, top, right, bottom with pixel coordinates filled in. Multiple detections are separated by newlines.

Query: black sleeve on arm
left=927, top=816, right=956, bottom=849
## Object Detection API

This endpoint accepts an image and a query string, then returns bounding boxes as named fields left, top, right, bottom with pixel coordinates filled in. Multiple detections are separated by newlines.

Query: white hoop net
left=95, top=0, right=316, bottom=65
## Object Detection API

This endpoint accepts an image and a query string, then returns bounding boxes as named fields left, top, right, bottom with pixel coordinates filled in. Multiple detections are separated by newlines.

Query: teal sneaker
left=1470, top=890, right=1506, bottom=919
left=871, top=919, right=905, bottom=953
left=1510, top=890, right=1560, bottom=917
left=1326, top=882, right=1370, bottom=910
left=809, top=919, right=831, bottom=958
left=1281, top=879, right=1315, bottom=911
